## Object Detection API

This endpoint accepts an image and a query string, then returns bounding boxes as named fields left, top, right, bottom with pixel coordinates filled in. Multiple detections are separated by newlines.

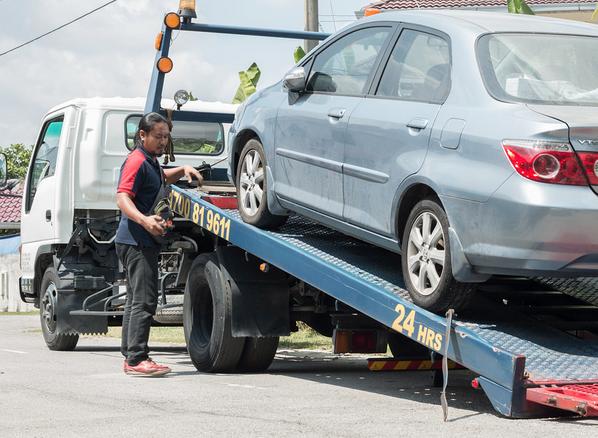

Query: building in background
left=362, top=0, right=597, bottom=22
left=0, top=182, right=32, bottom=312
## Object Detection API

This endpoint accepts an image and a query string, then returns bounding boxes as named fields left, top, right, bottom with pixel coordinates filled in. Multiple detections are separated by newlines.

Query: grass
left=104, top=326, right=186, bottom=344
left=15, top=309, right=333, bottom=351
left=104, top=324, right=332, bottom=351
left=279, top=326, right=332, bottom=351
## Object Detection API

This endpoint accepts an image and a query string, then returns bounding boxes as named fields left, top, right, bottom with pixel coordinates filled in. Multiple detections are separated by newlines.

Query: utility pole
left=304, top=0, right=319, bottom=53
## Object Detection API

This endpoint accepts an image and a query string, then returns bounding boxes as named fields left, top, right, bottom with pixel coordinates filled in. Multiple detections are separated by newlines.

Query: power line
left=0, top=0, right=118, bottom=58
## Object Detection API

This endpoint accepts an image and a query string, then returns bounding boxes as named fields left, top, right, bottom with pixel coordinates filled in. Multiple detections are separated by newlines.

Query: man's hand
left=141, top=215, right=166, bottom=236
left=164, top=165, right=204, bottom=185
left=183, top=165, right=203, bottom=185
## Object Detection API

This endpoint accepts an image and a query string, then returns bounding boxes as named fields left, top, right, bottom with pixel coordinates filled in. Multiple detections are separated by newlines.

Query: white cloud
left=0, top=0, right=364, bottom=147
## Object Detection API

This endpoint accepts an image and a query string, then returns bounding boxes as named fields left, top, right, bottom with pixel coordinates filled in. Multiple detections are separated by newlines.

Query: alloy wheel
left=406, top=211, right=446, bottom=296
left=239, top=150, right=264, bottom=216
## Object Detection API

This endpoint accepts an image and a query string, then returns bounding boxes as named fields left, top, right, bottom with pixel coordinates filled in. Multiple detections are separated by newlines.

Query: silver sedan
left=228, top=11, right=598, bottom=312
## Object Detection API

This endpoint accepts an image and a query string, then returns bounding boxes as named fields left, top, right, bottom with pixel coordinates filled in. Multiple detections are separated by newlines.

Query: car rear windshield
left=478, top=33, right=598, bottom=106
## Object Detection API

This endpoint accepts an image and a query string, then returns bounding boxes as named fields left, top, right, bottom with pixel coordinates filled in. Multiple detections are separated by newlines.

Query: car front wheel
left=236, top=139, right=287, bottom=228
left=401, top=199, right=474, bottom=313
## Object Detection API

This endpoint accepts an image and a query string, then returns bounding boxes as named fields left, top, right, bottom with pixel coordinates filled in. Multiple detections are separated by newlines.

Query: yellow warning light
left=178, top=0, right=197, bottom=20
left=154, top=32, right=163, bottom=51
left=164, top=12, right=181, bottom=29
left=364, top=8, right=381, bottom=17
left=157, top=57, right=173, bottom=73
left=259, top=263, right=270, bottom=273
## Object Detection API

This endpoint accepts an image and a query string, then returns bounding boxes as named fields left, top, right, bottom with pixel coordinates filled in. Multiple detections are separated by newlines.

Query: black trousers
left=116, top=244, right=159, bottom=366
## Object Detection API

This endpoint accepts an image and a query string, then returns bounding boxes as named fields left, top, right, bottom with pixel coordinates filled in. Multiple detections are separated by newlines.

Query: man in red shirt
left=116, top=112, right=202, bottom=377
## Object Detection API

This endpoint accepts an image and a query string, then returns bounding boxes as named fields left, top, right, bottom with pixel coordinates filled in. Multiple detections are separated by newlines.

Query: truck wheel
left=237, top=337, right=279, bottom=373
left=236, top=139, right=287, bottom=229
left=401, top=199, right=474, bottom=313
left=39, top=267, right=79, bottom=351
left=183, top=254, right=245, bottom=372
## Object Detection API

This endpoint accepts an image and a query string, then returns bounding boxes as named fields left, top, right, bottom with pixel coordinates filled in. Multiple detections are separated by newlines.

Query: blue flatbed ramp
left=170, top=185, right=598, bottom=418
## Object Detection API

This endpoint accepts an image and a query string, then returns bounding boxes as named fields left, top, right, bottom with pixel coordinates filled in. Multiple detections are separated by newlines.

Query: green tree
left=508, top=0, right=535, bottom=14
left=1, top=143, right=32, bottom=180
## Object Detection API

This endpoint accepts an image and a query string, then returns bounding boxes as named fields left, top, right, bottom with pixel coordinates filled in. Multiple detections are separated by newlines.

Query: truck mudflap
left=56, top=263, right=109, bottom=335
left=216, top=245, right=290, bottom=337
left=57, top=288, right=109, bottom=335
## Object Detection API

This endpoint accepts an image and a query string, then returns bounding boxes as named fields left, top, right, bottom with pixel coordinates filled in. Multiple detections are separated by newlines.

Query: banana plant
left=294, top=46, right=306, bottom=63
left=232, top=62, right=261, bottom=104
left=507, top=0, right=535, bottom=14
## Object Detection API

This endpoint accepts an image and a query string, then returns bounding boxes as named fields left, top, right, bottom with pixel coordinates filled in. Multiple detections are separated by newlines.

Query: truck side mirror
left=283, top=67, right=307, bottom=93
left=0, top=153, right=7, bottom=187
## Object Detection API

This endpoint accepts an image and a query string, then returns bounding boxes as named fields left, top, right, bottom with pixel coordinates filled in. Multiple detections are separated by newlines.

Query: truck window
left=26, top=117, right=64, bottom=212
left=125, top=115, right=225, bottom=155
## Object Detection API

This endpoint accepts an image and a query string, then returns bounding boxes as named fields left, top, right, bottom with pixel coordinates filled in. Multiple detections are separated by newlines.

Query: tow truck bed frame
left=170, top=185, right=598, bottom=418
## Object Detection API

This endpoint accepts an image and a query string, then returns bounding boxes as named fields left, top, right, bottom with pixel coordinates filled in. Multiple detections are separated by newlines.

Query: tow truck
left=20, top=1, right=598, bottom=419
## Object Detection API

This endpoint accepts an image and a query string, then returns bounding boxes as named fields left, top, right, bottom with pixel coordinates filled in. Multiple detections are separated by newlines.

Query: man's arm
left=116, top=193, right=165, bottom=237
left=163, top=165, right=203, bottom=185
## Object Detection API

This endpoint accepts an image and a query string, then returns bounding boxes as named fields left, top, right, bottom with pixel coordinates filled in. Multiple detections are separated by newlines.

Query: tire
left=236, top=337, right=279, bottom=373
left=154, top=294, right=183, bottom=325
left=183, top=254, right=245, bottom=372
left=39, top=267, right=79, bottom=351
left=236, top=138, right=287, bottom=228
left=401, top=199, right=474, bottom=313
left=387, top=333, right=429, bottom=359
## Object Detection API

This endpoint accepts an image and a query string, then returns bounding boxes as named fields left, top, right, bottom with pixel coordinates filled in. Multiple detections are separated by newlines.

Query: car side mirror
left=283, top=67, right=306, bottom=93
left=0, top=153, right=7, bottom=187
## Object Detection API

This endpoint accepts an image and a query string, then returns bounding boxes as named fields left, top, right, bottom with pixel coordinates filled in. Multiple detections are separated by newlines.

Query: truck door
left=21, top=116, right=64, bottom=245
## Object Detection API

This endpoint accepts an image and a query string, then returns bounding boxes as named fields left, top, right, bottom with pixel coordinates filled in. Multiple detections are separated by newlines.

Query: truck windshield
left=126, top=116, right=225, bottom=155
left=478, top=33, right=598, bottom=106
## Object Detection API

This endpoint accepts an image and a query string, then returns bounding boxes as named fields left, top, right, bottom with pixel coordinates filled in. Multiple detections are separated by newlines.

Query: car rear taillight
left=502, top=140, right=588, bottom=186
left=577, top=152, right=598, bottom=185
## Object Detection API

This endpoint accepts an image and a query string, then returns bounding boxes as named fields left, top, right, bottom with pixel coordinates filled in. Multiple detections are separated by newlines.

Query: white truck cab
left=19, top=97, right=236, bottom=348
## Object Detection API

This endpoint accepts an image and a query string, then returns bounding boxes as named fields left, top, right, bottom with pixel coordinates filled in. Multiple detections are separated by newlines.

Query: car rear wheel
left=401, top=199, right=474, bottom=313
left=236, top=139, right=287, bottom=229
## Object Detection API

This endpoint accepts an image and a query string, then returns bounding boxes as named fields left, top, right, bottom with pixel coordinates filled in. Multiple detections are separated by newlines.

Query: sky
left=0, top=0, right=369, bottom=147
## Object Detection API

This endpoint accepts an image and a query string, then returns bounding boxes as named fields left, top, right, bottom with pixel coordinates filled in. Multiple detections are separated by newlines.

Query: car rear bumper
left=443, top=174, right=598, bottom=277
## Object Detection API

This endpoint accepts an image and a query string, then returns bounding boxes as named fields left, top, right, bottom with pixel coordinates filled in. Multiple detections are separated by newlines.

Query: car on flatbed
left=228, top=11, right=598, bottom=312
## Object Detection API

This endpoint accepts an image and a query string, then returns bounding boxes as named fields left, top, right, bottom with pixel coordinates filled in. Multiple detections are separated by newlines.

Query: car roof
left=364, top=10, right=598, bottom=37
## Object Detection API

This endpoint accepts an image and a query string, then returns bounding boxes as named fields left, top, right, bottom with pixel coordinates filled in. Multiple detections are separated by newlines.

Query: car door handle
left=406, top=118, right=429, bottom=130
left=328, top=108, right=346, bottom=119
left=45, top=210, right=51, bottom=222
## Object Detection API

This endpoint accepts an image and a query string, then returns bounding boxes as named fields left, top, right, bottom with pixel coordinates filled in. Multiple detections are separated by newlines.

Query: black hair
left=133, top=112, right=172, bottom=149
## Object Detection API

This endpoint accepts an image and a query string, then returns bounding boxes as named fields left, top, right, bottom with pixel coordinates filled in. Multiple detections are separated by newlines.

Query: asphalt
left=1, top=315, right=596, bottom=438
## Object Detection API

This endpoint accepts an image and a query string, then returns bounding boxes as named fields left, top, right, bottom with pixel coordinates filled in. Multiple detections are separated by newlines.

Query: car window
left=478, top=33, right=598, bottom=106
left=306, top=27, right=392, bottom=95
left=26, top=118, right=63, bottom=211
left=126, top=116, right=225, bottom=155
left=376, top=29, right=450, bottom=103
